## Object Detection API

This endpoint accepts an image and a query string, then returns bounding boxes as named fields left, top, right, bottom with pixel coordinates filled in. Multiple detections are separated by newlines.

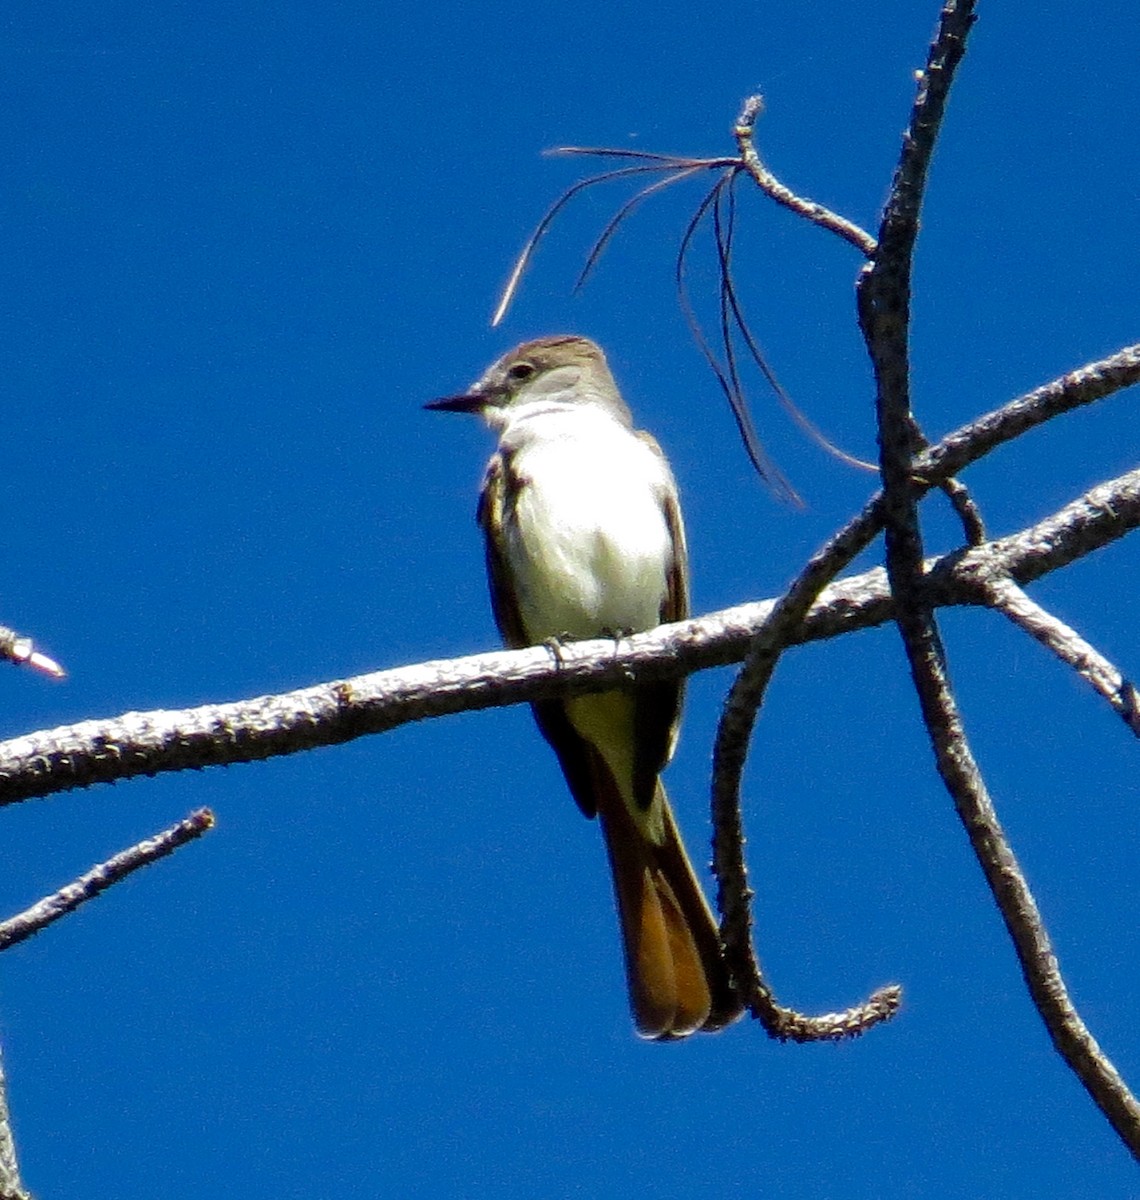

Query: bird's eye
left=506, top=361, right=536, bottom=381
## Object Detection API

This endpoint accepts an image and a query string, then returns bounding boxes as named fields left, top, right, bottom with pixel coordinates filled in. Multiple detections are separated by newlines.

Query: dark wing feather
left=477, top=450, right=601, bottom=819
left=629, top=434, right=689, bottom=812
left=477, top=453, right=529, bottom=650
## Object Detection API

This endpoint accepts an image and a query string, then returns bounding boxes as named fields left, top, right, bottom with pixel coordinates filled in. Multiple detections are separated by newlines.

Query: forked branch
left=854, top=0, right=1140, bottom=1159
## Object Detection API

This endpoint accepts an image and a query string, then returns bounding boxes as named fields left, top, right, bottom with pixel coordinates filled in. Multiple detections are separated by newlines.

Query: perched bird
left=428, top=335, right=740, bottom=1038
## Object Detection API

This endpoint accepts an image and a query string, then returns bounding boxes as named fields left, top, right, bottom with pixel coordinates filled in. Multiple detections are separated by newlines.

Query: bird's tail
left=596, top=777, right=742, bottom=1039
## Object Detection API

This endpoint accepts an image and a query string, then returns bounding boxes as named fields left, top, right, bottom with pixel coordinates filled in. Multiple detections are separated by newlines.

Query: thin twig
left=855, top=0, right=979, bottom=1079
left=938, top=478, right=987, bottom=545
left=978, top=576, right=1140, bottom=736
left=899, top=592, right=1140, bottom=1156
left=733, top=95, right=878, bottom=258
left=0, top=809, right=215, bottom=952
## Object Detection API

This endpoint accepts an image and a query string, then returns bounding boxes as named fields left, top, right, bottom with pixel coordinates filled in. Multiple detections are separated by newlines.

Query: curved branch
left=939, top=478, right=987, bottom=545
left=733, top=95, right=878, bottom=258
left=707, top=336, right=1137, bottom=1041
left=710, top=492, right=891, bottom=1030
left=855, top=0, right=1140, bottom=1158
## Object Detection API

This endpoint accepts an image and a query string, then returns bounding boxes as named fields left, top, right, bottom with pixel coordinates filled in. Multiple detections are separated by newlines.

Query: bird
left=427, top=335, right=741, bottom=1038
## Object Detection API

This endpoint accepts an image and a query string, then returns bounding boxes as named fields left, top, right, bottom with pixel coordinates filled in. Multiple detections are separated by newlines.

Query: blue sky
left=1, top=2, right=1138, bottom=1196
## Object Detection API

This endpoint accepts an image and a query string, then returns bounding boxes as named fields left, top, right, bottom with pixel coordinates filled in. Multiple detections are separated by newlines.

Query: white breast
left=500, top=405, right=676, bottom=641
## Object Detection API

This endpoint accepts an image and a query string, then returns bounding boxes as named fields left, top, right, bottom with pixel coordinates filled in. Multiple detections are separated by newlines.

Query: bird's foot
left=542, top=633, right=574, bottom=669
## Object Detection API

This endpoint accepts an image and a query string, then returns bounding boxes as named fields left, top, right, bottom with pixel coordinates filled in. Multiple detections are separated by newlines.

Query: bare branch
left=0, top=809, right=215, bottom=952
left=0, top=467, right=1136, bottom=809
left=733, top=95, right=878, bottom=258
left=0, top=810, right=213, bottom=1195
left=977, top=577, right=1140, bottom=736
left=711, top=546, right=907, bottom=1041
left=861, top=336, right=1139, bottom=573
left=898, top=583, right=1140, bottom=1156
left=736, top=908, right=902, bottom=1042
left=855, top=0, right=1140, bottom=1158
left=762, top=986, right=904, bottom=1043
left=710, top=480, right=898, bottom=1030
left=857, top=0, right=977, bottom=526
left=708, top=337, right=1140, bottom=837
left=938, top=478, right=987, bottom=546
left=0, top=1044, right=30, bottom=1200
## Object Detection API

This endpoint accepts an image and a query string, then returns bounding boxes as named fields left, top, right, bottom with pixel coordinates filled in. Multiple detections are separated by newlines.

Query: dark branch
left=857, top=0, right=1140, bottom=1159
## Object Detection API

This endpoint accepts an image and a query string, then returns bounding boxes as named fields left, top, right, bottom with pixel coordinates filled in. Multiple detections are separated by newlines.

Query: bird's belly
left=506, top=468, right=671, bottom=642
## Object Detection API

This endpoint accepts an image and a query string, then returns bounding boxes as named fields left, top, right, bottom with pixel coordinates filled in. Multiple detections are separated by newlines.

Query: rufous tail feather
left=595, top=775, right=742, bottom=1039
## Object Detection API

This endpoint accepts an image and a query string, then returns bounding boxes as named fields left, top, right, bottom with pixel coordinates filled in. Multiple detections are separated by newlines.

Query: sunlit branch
left=733, top=95, right=877, bottom=257
left=0, top=809, right=216, bottom=952
left=0, top=623, right=65, bottom=679
left=979, top=576, right=1140, bottom=736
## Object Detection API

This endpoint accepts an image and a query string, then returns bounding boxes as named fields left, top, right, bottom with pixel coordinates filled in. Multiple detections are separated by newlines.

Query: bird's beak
left=424, top=390, right=488, bottom=414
